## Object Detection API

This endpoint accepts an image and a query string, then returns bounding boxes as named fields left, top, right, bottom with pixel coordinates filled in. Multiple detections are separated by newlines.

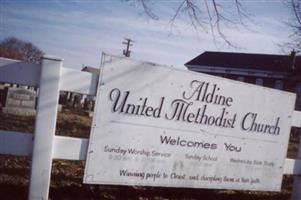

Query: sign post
left=29, top=56, right=62, bottom=200
left=84, top=54, right=296, bottom=191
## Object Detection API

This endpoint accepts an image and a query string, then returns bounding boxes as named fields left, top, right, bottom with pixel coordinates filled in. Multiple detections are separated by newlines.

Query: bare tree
left=125, top=0, right=250, bottom=47
left=0, top=37, right=44, bottom=64
left=281, top=0, right=301, bottom=53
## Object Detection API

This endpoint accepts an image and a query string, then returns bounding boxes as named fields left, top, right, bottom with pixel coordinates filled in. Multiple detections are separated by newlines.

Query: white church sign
left=84, top=54, right=296, bottom=191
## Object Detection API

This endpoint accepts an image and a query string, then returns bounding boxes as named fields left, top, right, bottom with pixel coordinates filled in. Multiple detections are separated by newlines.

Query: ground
left=0, top=108, right=299, bottom=200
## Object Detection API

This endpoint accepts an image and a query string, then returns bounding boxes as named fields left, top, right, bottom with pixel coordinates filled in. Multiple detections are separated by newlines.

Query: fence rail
left=60, top=67, right=98, bottom=95
left=1, top=130, right=300, bottom=174
left=0, top=58, right=40, bottom=86
left=0, top=57, right=98, bottom=95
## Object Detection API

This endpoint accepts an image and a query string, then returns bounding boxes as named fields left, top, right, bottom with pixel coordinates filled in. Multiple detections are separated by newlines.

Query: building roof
left=81, top=66, right=99, bottom=74
left=185, top=51, right=301, bottom=73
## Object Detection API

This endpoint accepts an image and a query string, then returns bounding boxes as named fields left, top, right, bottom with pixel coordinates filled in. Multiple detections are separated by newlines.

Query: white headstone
left=3, top=87, right=36, bottom=116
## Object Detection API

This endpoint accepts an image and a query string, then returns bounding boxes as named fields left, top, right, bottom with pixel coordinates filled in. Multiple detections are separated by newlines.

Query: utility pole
left=122, top=38, right=135, bottom=57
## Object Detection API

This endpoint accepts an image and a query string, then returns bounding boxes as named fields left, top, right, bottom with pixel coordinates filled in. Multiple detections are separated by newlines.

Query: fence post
left=28, top=56, right=62, bottom=200
left=292, top=130, right=301, bottom=200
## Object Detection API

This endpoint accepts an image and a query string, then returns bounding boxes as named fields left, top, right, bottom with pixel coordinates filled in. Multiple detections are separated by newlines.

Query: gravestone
left=84, top=98, right=95, bottom=111
left=0, top=85, right=8, bottom=108
left=67, top=93, right=83, bottom=108
left=73, top=93, right=83, bottom=109
left=3, top=87, right=36, bottom=116
left=59, top=91, right=68, bottom=105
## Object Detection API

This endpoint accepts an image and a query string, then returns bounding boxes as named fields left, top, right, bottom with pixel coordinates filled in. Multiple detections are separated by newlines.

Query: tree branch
left=126, top=0, right=250, bottom=47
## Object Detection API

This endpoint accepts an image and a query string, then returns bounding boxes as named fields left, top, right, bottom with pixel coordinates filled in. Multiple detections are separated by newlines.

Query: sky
left=0, top=0, right=295, bottom=70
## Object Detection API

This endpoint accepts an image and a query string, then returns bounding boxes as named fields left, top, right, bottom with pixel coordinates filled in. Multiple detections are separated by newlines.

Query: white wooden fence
left=0, top=56, right=301, bottom=200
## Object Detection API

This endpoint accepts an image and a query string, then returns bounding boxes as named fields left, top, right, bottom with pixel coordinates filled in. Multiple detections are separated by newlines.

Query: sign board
left=84, top=54, right=296, bottom=191
left=3, top=87, right=36, bottom=116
